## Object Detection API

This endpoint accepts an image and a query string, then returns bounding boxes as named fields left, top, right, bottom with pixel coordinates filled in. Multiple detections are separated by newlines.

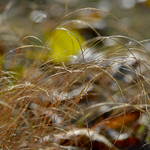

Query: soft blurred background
left=0, top=0, right=150, bottom=49
left=0, top=0, right=150, bottom=72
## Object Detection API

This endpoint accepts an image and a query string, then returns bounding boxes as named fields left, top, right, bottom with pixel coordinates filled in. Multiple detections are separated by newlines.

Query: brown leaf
left=114, top=137, right=147, bottom=150
left=103, top=111, right=140, bottom=130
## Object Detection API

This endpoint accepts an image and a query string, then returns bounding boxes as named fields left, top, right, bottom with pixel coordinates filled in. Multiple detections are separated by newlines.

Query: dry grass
left=0, top=7, right=150, bottom=150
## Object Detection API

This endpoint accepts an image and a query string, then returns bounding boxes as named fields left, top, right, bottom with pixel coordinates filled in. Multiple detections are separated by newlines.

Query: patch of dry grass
left=0, top=7, right=150, bottom=150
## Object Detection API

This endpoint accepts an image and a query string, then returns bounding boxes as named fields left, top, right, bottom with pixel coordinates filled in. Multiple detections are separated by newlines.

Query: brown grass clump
left=0, top=6, right=150, bottom=150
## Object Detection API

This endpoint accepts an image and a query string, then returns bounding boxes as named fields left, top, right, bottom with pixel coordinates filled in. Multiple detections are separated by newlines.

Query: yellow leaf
left=47, top=28, right=85, bottom=62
